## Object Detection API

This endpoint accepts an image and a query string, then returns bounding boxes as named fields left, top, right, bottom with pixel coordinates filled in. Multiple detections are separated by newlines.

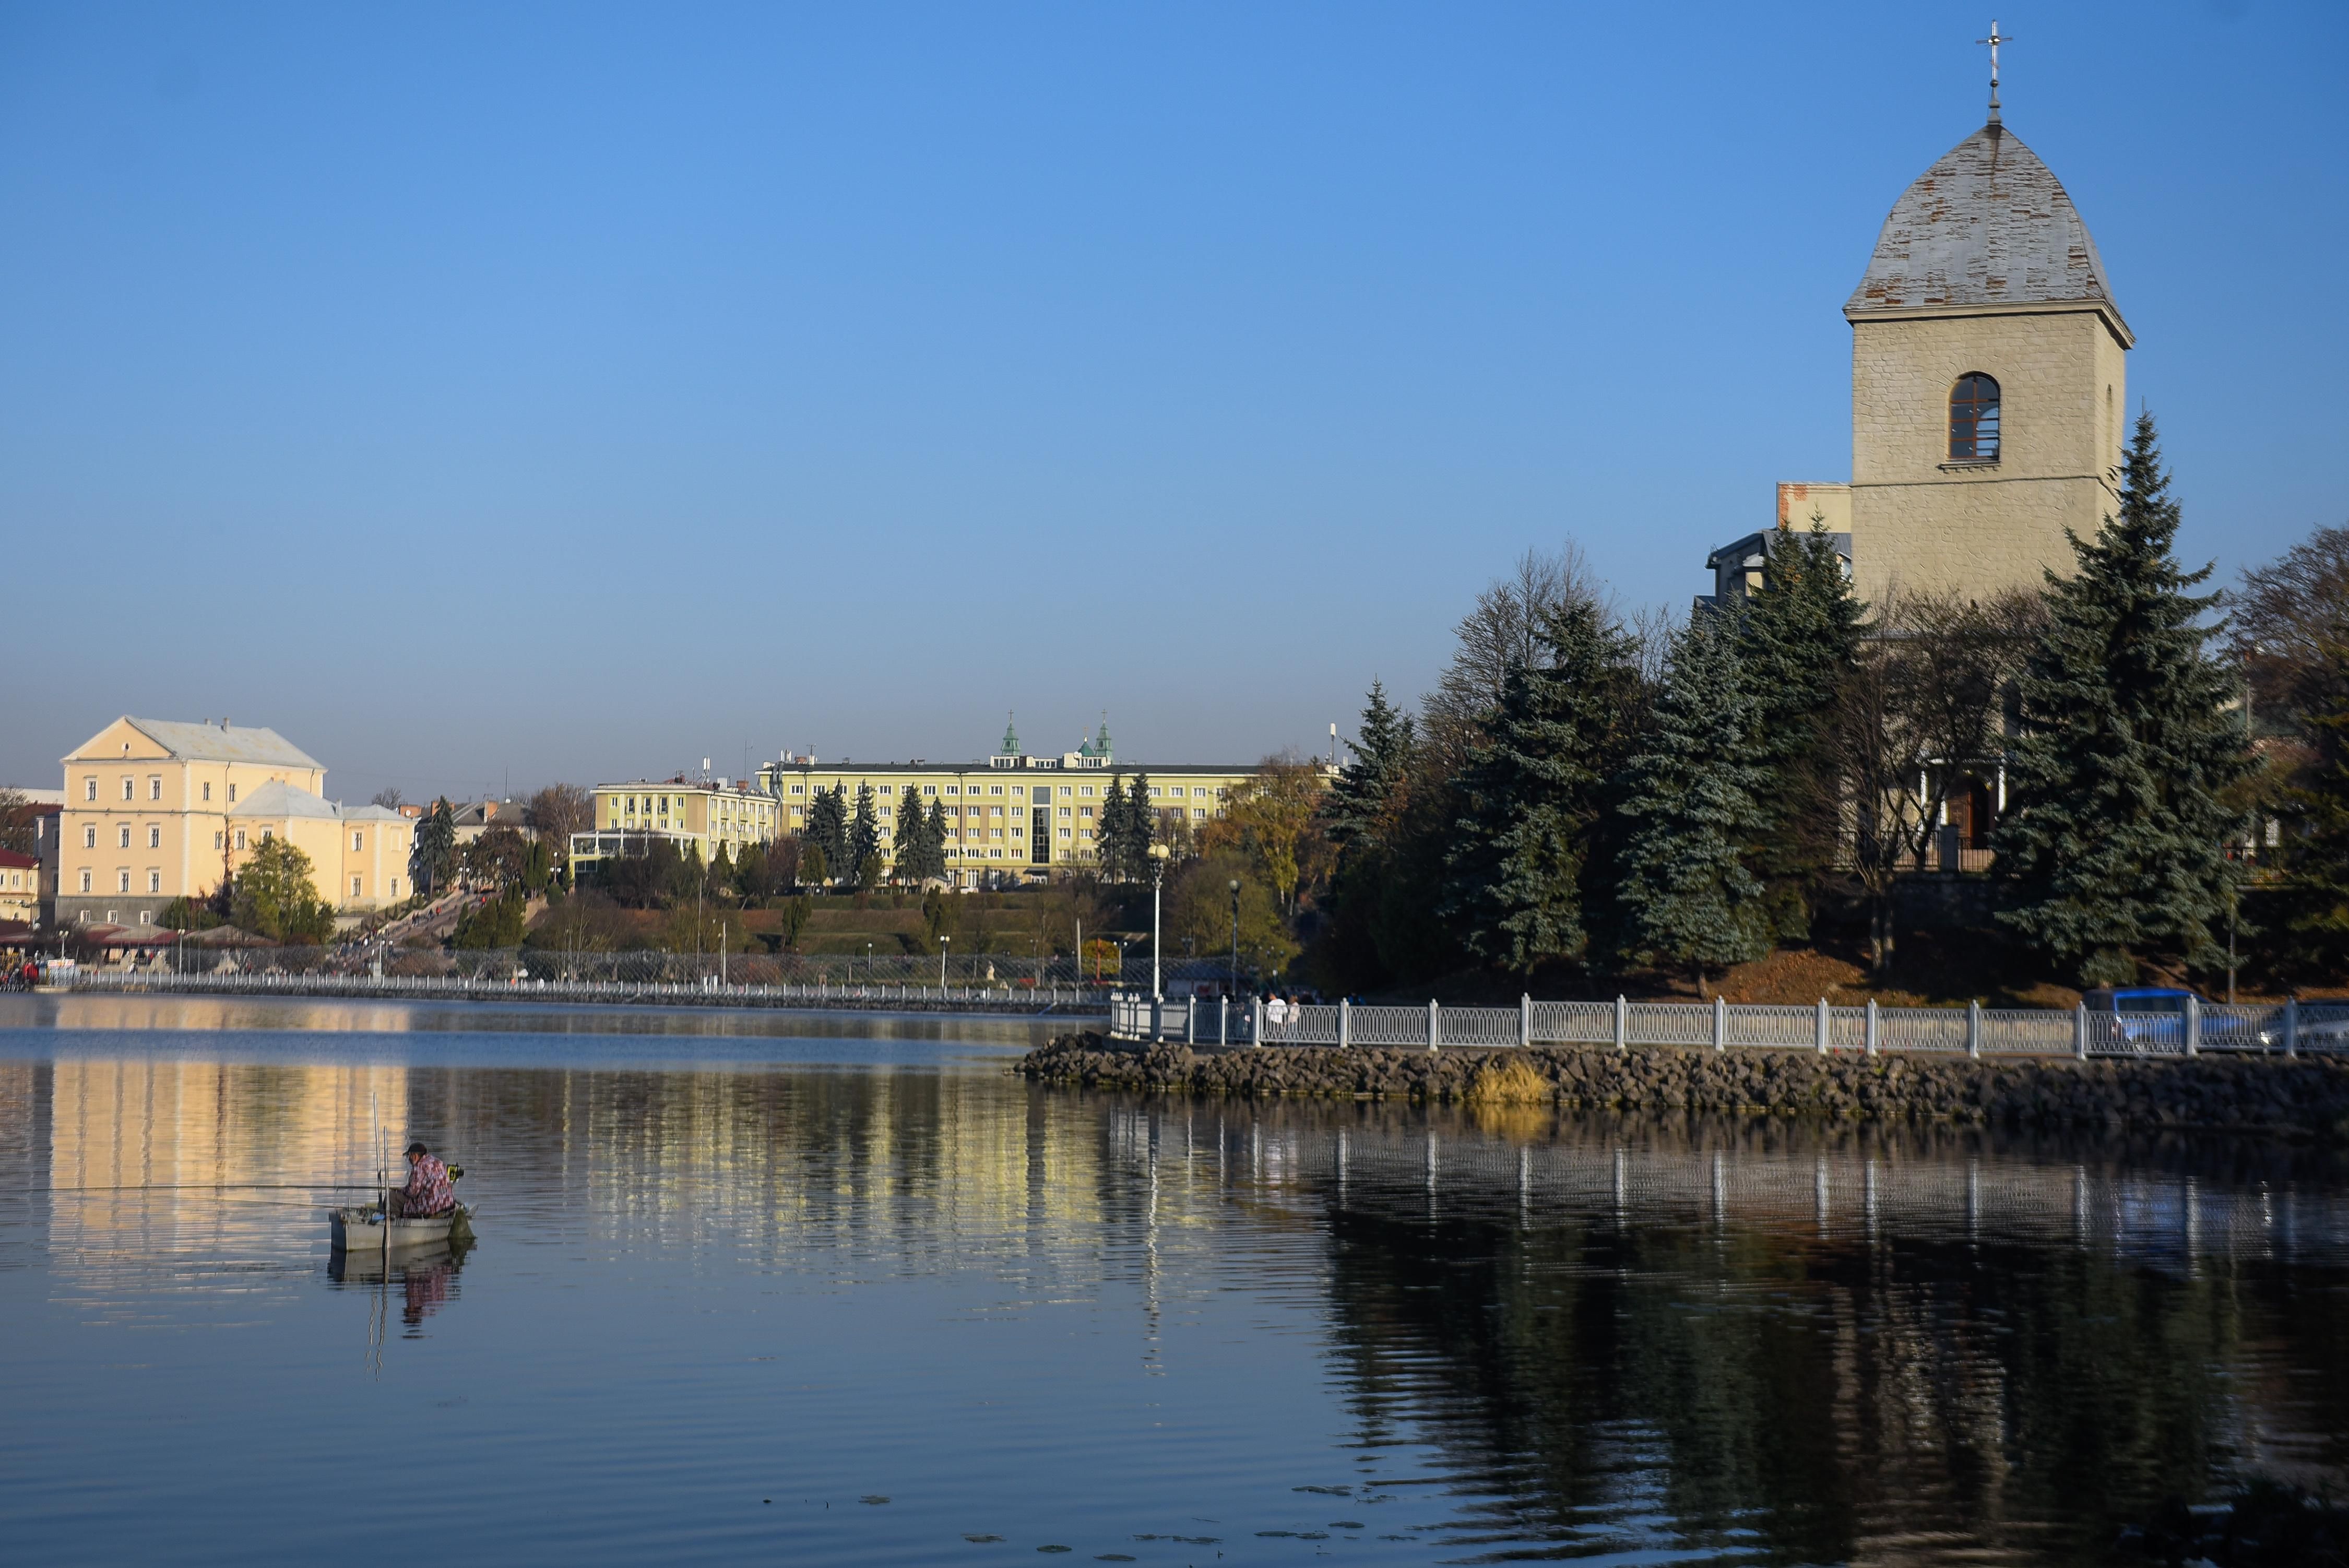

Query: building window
left=1079, top=806, right=1093, bottom=818
left=139, top=910, right=153, bottom=924
left=148, top=826, right=160, bottom=849
left=215, top=831, right=224, bottom=850
left=352, top=876, right=363, bottom=898
left=84, top=825, right=97, bottom=849
left=85, top=777, right=97, bottom=801
left=149, top=776, right=162, bottom=800
left=391, top=876, right=401, bottom=896
left=352, top=830, right=364, bottom=851
left=228, top=783, right=236, bottom=802
left=1081, top=786, right=1095, bottom=798
left=235, top=829, right=247, bottom=850
left=148, top=871, right=161, bottom=894
left=118, top=826, right=132, bottom=849
left=203, top=781, right=212, bottom=801
left=122, top=777, right=135, bottom=801
left=118, top=870, right=131, bottom=893
left=79, top=870, right=92, bottom=893
left=1949, top=373, right=2001, bottom=461
left=989, top=786, right=1003, bottom=795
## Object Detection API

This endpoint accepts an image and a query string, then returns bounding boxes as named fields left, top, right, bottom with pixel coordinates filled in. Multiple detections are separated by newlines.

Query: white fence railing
left=1106, top=992, right=2349, bottom=1061
left=65, top=967, right=1109, bottom=1015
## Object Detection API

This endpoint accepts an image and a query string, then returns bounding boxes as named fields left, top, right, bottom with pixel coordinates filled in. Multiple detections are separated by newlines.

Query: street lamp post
left=1228, top=878, right=1241, bottom=997
left=1148, top=843, right=1170, bottom=1000
left=939, top=934, right=950, bottom=990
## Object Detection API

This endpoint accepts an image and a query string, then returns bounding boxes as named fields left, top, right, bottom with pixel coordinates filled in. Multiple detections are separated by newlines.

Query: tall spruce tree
left=848, top=782, right=883, bottom=886
left=410, top=797, right=458, bottom=898
left=1441, top=600, right=1639, bottom=973
left=923, top=797, right=953, bottom=884
left=1736, top=523, right=1867, bottom=938
left=1611, top=610, right=1775, bottom=990
left=1097, top=776, right=1131, bottom=878
left=2291, top=648, right=2349, bottom=960
left=894, top=785, right=927, bottom=883
left=1323, top=679, right=1415, bottom=857
left=803, top=785, right=849, bottom=886
left=1993, top=414, right=2255, bottom=984
left=1123, top=771, right=1156, bottom=874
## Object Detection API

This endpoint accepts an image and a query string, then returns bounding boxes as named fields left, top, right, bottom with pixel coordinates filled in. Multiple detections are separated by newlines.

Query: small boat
left=329, top=1203, right=474, bottom=1252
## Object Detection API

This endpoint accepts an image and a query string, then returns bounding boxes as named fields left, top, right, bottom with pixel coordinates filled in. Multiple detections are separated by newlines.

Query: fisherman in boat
left=388, top=1141, right=457, bottom=1219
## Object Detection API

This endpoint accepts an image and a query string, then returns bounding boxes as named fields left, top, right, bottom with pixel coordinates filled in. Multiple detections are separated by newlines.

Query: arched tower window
left=1949, top=373, right=2001, bottom=462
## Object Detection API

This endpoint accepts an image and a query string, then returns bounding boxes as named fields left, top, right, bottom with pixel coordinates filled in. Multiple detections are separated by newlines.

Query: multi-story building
left=570, top=776, right=781, bottom=875
left=0, top=849, right=38, bottom=925
left=752, top=720, right=1259, bottom=885
left=57, top=717, right=411, bottom=928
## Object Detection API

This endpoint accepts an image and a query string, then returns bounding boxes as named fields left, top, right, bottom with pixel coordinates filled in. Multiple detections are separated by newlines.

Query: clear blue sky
left=4, top=2, right=2342, bottom=801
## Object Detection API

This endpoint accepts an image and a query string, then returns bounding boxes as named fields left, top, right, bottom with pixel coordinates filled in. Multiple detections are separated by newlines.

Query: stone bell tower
left=1840, top=92, right=2132, bottom=607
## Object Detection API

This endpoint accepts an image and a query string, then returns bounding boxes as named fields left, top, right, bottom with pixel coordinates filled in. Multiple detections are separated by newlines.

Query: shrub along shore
left=1015, top=1034, right=2349, bottom=1137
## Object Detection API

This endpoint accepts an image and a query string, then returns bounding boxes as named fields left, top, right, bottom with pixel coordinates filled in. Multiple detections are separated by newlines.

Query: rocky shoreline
left=1014, top=1033, right=2349, bottom=1136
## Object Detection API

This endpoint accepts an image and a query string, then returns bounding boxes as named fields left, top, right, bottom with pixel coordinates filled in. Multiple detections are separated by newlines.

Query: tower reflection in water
left=11, top=1032, right=2349, bottom=1564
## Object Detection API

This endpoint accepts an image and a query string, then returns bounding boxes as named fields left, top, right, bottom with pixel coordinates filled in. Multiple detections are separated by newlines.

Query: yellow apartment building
left=568, top=723, right=1265, bottom=887
left=58, top=717, right=411, bottom=928
left=752, top=721, right=1260, bottom=885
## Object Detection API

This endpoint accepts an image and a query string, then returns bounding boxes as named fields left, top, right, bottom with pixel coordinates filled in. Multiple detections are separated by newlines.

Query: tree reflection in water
left=1283, top=1110, right=2349, bottom=1563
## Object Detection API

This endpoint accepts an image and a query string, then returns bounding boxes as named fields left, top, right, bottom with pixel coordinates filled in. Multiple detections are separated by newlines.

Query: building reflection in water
left=13, top=1040, right=2349, bottom=1561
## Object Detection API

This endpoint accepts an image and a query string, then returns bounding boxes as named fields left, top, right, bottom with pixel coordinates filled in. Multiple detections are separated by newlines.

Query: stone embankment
left=1015, top=1034, right=2349, bottom=1136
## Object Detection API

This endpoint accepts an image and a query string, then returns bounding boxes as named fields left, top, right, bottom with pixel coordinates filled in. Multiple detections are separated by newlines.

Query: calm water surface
left=5, top=994, right=2349, bottom=1566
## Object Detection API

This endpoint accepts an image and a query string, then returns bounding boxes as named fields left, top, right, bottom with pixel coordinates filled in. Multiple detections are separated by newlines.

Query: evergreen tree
left=1442, top=600, right=1640, bottom=972
left=1994, top=414, right=2256, bottom=984
left=1323, top=679, right=1415, bottom=857
left=1736, top=523, right=1867, bottom=939
left=1611, top=611, right=1775, bottom=990
left=892, top=785, right=918, bottom=881
left=848, top=782, right=882, bottom=887
left=410, top=798, right=458, bottom=898
left=2290, top=658, right=2349, bottom=961
left=1097, top=775, right=1132, bottom=880
left=924, top=798, right=952, bottom=883
left=803, top=785, right=849, bottom=885
left=1122, top=771, right=1156, bottom=876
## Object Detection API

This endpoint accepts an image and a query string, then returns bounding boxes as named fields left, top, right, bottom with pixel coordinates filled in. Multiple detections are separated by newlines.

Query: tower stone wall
left=1847, top=305, right=2127, bottom=606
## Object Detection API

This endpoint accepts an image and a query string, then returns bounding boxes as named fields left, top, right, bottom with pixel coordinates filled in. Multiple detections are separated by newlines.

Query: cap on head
left=405, top=1142, right=429, bottom=1157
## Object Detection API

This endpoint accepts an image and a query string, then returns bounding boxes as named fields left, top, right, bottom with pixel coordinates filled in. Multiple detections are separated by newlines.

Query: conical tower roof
left=1846, top=122, right=2129, bottom=344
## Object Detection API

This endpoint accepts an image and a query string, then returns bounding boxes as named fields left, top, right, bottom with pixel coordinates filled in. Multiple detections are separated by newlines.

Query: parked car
left=2080, top=987, right=2207, bottom=1051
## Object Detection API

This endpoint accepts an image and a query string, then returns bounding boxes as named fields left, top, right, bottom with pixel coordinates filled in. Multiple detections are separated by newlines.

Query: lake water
left=5, top=994, right=2349, bottom=1566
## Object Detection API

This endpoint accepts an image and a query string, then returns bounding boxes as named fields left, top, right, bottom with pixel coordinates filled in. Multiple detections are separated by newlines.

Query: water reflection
left=4, top=1018, right=2349, bottom=1566
left=328, top=1239, right=471, bottom=1335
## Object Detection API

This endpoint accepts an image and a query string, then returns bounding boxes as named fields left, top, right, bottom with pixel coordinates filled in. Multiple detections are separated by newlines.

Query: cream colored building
left=572, top=776, right=781, bottom=874
left=1726, top=104, right=2131, bottom=609
left=57, top=717, right=411, bottom=928
left=570, top=721, right=1266, bottom=887
left=0, top=849, right=37, bottom=924
left=753, top=721, right=1261, bottom=885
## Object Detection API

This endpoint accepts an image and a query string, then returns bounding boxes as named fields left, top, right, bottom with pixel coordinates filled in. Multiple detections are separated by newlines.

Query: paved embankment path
left=1016, top=1035, right=2349, bottom=1136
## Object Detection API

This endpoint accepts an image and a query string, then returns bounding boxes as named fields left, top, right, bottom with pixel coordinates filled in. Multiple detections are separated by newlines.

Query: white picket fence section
left=1108, top=991, right=2349, bottom=1061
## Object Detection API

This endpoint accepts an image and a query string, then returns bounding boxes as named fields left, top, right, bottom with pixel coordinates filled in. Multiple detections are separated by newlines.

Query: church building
left=1708, top=74, right=2132, bottom=609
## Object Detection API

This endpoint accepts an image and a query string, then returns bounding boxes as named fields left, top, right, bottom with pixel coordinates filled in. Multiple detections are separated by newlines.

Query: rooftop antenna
left=1977, top=19, right=2012, bottom=125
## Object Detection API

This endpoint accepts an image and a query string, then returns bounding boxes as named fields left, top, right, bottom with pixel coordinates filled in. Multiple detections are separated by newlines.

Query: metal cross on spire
left=1977, top=19, right=2013, bottom=123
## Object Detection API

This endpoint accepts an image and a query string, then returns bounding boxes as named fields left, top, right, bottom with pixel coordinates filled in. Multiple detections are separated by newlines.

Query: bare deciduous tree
left=1420, top=544, right=1605, bottom=766
left=1837, top=590, right=2040, bottom=970
left=525, top=783, right=595, bottom=867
